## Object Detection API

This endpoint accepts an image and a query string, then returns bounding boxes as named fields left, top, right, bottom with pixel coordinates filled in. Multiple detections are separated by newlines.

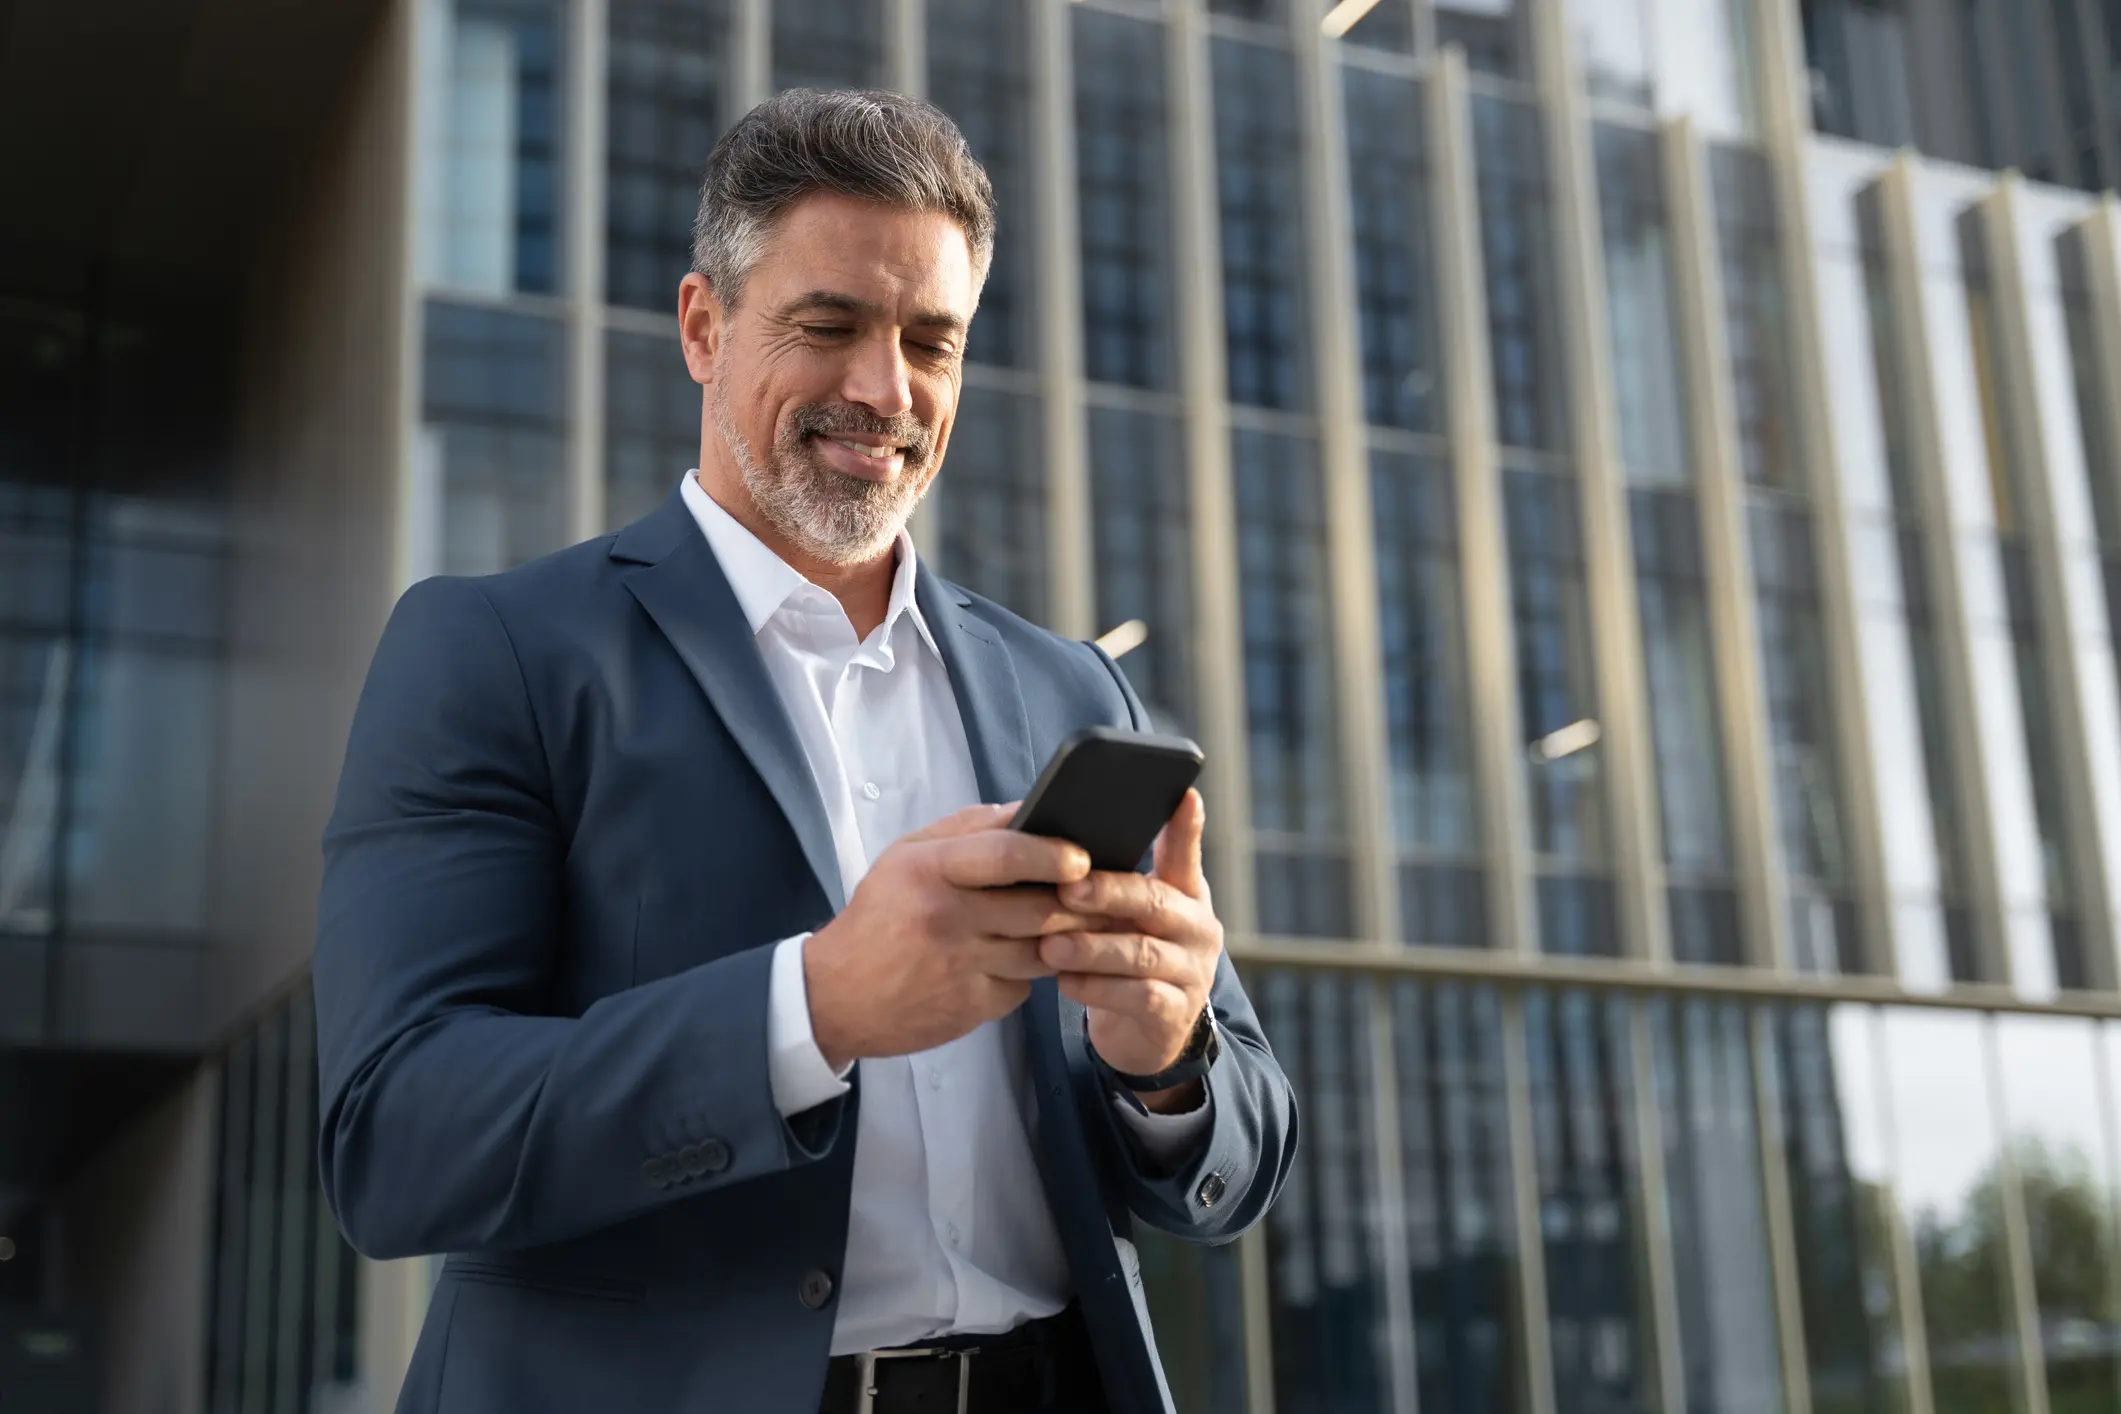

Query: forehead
left=749, top=192, right=977, bottom=317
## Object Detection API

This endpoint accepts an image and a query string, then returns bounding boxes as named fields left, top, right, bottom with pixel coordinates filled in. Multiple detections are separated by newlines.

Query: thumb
left=905, top=801, right=1019, bottom=843
left=1152, top=789, right=1208, bottom=898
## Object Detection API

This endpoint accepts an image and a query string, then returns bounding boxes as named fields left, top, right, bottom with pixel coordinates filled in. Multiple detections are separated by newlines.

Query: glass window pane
left=1137, top=1228, right=1250, bottom=1413
left=1261, top=969, right=1394, bottom=1409
left=1629, top=490, right=1736, bottom=913
left=1089, top=405, right=1193, bottom=734
left=928, top=0, right=1032, bottom=369
left=1524, top=987, right=1659, bottom=1414
left=1747, top=503, right=1857, bottom=967
left=1804, top=0, right=1917, bottom=146
left=1505, top=470, right=1606, bottom=865
left=1395, top=980, right=1524, bottom=1412
left=1711, top=146, right=1800, bottom=491
left=2056, top=234, right=2121, bottom=703
left=422, top=301, right=570, bottom=575
left=1210, top=0, right=1285, bottom=18
left=1770, top=1003, right=1912, bottom=1414
left=605, top=0, right=728, bottom=311
left=1651, top=998, right=1783, bottom=1414
left=1213, top=38, right=1310, bottom=412
left=604, top=328, right=698, bottom=531
left=1335, top=0, right=1417, bottom=51
left=1473, top=95, right=1568, bottom=453
left=1963, top=217, right=2086, bottom=986
left=1235, top=428, right=1350, bottom=937
left=1437, top=0, right=1533, bottom=80
left=1571, top=0, right=1655, bottom=106
left=1594, top=123, right=1689, bottom=486
left=1850, top=196, right=1979, bottom=981
left=771, top=0, right=884, bottom=91
left=1370, top=447, right=1482, bottom=943
left=1654, top=0, right=1759, bottom=137
left=938, top=384, right=1045, bottom=622
left=240, top=1005, right=288, bottom=1409
left=0, top=483, right=72, bottom=632
left=1344, top=68, right=1443, bottom=433
left=1879, top=1008, right=2022, bottom=1412
left=1074, top=9, right=1174, bottom=391
left=418, top=0, right=567, bottom=296
left=1994, top=1016, right=2121, bottom=1406
left=0, top=635, right=64, bottom=935
left=64, top=646, right=218, bottom=932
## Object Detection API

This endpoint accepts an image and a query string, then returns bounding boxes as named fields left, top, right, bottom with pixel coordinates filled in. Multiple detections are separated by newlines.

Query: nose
left=841, top=329, right=914, bottom=421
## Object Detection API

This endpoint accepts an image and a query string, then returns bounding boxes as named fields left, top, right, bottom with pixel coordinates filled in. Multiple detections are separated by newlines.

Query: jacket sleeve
left=313, top=576, right=848, bottom=1261
left=1079, top=642, right=1300, bottom=1245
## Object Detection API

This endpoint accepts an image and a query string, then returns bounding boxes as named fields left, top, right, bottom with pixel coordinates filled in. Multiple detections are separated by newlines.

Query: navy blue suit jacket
left=313, top=490, right=1297, bottom=1413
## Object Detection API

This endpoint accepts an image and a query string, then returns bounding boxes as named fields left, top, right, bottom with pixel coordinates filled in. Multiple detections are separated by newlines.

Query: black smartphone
left=1009, top=726, right=1205, bottom=872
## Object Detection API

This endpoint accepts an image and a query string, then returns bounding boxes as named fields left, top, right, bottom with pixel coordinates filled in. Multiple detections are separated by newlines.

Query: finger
left=905, top=802, right=1019, bottom=844
left=1152, top=789, right=1208, bottom=898
left=974, top=937, right=1059, bottom=982
left=963, top=889, right=1114, bottom=939
left=1039, top=931, right=1182, bottom=980
left=933, top=829, right=1092, bottom=890
left=1056, top=870, right=1193, bottom=936
left=1056, top=973, right=1193, bottom=1022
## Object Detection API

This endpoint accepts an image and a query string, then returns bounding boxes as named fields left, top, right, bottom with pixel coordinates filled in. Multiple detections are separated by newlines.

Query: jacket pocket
left=445, top=1259, right=646, bottom=1304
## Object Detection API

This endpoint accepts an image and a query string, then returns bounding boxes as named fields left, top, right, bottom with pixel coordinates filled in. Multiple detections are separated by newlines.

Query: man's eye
left=911, top=341, right=957, bottom=358
left=802, top=325, right=854, bottom=339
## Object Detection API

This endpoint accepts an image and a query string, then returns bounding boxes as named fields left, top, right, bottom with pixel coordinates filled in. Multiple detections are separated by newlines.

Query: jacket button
left=1196, top=1171, right=1226, bottom=1210
left=798, top=1269, right=836, bottom=1309
left=679, top=1144, right=707, bottom=1178
left=698, top=1138, right=731, bottom=1173
left=642, top=1157, right=672, bottom=1189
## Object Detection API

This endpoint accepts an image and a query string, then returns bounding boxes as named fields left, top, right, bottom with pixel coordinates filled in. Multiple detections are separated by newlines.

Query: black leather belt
left=819, top=1302, right=1106, bottom=1414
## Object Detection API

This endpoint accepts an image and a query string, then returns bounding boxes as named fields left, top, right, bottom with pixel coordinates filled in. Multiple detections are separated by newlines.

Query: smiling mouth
left=821, top=436, right=902, bottom=461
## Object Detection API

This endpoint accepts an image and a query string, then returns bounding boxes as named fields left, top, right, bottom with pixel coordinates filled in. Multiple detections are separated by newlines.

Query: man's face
left=680, top=192, right=977, bottom=566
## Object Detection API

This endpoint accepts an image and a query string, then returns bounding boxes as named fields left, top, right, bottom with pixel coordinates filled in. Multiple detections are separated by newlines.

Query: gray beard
left=711, top=384, right=932, bottom=566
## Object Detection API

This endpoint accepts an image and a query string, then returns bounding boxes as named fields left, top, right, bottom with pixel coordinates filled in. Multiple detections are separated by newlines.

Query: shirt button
left=947, top=1223, right=961, bottom=1248
left=862, top=781, right=882, bottom=801
left=927, top=1067, right=943, bottom=1090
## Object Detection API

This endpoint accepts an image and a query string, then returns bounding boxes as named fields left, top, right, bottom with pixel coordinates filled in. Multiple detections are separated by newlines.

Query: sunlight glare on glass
left=1093, top=618, right=1150, bottom=660
left=1322, top=0, right=1385, bottom=38
left=1528, top=717, right=1602, bottom=763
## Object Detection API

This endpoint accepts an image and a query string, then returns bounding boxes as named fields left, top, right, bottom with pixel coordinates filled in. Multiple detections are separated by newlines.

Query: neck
left=692, top=462, right=899, bottom=639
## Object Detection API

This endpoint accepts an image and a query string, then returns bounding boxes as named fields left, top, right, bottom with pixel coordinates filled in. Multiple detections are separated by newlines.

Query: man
left=314, top=89, right=1295, bottom=1414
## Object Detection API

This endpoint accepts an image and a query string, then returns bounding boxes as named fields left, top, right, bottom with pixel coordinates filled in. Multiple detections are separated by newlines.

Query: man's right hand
left=803, top=803, right=1106, bottom=1070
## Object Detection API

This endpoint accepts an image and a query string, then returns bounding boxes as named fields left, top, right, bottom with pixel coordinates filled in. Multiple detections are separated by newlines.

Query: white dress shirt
left=678, top=473, right=1206, bottom=1355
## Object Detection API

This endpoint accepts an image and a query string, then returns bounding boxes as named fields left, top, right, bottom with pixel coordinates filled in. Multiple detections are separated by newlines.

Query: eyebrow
left=781, top=289, right=968, bottom=335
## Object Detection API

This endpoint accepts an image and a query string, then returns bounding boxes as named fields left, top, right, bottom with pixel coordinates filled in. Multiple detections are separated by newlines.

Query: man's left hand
left=1040, top=789, right=1221, bottom=1114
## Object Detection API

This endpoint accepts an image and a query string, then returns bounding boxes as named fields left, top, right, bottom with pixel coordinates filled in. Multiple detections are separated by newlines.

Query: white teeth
left=828, top=437, right=897, bottom=460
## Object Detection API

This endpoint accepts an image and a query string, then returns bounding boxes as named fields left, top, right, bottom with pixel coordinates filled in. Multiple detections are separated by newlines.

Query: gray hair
left=691, top=88, right=997, bottom=308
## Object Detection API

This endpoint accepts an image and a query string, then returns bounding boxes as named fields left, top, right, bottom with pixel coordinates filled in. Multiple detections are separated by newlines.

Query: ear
left=678, top=273, right=727, bottom=386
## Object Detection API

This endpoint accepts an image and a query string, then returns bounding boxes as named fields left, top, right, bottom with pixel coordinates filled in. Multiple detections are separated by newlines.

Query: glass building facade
left=13, top=0, right=2121, bottom=1409
left=391, top=0, right=2121, bottom=1408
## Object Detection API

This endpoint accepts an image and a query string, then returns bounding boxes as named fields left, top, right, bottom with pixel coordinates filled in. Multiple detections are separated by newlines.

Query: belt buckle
left=854, top=1344, right=977, bottom=1414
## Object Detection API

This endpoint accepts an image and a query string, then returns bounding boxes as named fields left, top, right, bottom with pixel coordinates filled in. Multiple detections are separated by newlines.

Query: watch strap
left=1097, top=1006, right=1220, bottom=1092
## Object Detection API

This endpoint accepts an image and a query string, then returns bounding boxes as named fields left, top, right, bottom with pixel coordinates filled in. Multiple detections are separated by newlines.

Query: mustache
left=786, top=402, right=935, bottom=467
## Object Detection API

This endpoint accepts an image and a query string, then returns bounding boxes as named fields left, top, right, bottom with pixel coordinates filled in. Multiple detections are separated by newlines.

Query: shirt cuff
left=1107, top=1083, right=1215, bottom=1167
left=766, top=932, right=854, bottom=1118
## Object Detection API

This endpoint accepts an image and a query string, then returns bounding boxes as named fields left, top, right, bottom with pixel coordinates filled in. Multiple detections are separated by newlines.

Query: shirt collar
left=679, top=470, right=938, bottom=657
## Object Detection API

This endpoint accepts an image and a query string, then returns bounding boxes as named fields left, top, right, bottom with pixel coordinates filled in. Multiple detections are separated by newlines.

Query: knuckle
left=1133, top=934, right=1159, bottom=975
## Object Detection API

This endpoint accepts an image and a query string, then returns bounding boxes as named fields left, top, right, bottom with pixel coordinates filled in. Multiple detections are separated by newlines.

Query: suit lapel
left=915, top=564, right=1037, bottom=806
left=614, top=493, right=846, bottom=913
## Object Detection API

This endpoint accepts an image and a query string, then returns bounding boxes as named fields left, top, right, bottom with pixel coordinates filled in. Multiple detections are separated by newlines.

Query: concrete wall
left=205, top=0, right=413, bottom=1044
left=57, top=1065, right=216, bottom=1414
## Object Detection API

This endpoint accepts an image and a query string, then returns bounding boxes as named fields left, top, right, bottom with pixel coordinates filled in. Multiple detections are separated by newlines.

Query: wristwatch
left=1098, top=1005, right=1221, bottom=1093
